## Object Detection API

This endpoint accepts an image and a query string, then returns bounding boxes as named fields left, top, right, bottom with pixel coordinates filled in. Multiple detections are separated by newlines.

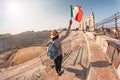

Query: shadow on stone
left=65, top=61, right=110, bottom=80
left=65, top=67, right=87, bottom=80
left=90, top=61, right=110, bottom=67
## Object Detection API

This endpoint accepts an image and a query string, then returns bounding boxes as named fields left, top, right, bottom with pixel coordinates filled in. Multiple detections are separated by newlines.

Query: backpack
left=47, top=40, right=57, bottom=59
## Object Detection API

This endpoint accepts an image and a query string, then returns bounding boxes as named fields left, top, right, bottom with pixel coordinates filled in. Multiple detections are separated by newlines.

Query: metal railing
left=95, top=12, right=120, bottom=39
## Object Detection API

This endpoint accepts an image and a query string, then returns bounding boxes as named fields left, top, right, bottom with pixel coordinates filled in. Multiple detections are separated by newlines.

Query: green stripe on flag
left=70, top=5, right=74, bottom=18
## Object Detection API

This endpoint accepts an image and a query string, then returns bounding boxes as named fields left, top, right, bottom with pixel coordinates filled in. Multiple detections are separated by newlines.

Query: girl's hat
left=51, top=29, right=59, bottom=39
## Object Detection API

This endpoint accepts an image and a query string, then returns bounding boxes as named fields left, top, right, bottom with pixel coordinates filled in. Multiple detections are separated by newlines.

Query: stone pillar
left=79, top=12, right=95, bottom=32
left=91, top=12, right=95, bottom=31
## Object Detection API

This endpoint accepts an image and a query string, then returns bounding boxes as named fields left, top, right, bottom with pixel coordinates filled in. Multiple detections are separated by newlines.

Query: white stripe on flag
left=73, top=7, right=79, bottom=18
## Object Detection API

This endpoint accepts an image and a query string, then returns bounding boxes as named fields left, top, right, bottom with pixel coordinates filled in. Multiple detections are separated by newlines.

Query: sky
left=0, top=0, right=120, bottom=34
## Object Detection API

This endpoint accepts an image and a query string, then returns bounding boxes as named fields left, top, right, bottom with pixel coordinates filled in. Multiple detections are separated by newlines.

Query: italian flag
left=70, top=5, right=83, bottom=22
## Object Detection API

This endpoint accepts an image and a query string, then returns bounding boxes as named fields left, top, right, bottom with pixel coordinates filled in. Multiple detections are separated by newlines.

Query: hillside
left=0, top=30, right=51, bottom=53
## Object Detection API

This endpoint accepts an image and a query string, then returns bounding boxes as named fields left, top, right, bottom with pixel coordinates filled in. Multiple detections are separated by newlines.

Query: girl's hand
left=68, top=19, right=72, bottom=29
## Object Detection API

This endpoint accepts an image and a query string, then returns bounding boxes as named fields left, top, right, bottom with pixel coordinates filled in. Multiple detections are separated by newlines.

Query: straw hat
left=51, top=29, right=59, bottom=39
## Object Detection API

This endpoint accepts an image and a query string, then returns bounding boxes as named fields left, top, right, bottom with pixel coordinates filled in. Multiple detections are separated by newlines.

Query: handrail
left=96, top=12, right=120, bottom=28
left=95, top=12, right=120, bottom=39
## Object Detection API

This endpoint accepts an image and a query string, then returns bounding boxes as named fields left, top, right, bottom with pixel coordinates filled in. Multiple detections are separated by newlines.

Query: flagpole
left=70, top=5, right=73, bottom=23
left=70, top=5, right=72, bottom=18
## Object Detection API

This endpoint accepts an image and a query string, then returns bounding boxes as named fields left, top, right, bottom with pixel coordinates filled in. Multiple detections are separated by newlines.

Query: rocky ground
left=0, top=46, right=47, bottom=68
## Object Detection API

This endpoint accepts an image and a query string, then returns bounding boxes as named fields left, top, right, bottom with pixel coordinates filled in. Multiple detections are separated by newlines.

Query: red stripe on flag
left=75, top=5, right=83, bottom=22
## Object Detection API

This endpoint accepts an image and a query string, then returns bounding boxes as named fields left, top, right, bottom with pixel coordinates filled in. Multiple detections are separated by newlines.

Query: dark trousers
left=54, top=54, right=62, bottom=73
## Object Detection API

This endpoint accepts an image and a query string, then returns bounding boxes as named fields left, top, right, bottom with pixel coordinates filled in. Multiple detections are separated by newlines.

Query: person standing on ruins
left=47, top=19, right=72, bottom=75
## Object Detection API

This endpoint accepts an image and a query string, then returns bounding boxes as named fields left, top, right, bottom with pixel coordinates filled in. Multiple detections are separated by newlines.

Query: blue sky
left=0, top=0, right=120, bottom=34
